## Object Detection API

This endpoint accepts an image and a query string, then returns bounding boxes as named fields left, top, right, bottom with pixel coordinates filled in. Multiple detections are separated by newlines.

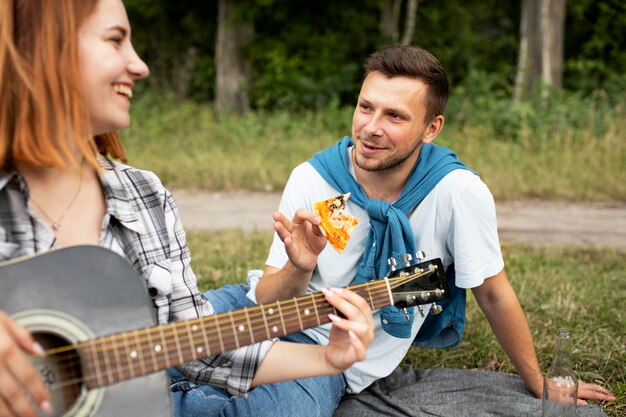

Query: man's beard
left=353, top=134, right=423, bottom=173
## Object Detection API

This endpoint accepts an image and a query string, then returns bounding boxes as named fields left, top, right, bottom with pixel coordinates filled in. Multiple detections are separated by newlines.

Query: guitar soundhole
left=32, top=331, right=84, bottom=416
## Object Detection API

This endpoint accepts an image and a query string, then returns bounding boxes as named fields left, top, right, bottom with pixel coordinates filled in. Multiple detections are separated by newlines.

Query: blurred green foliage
left=124, top=0, right=625, bottom=110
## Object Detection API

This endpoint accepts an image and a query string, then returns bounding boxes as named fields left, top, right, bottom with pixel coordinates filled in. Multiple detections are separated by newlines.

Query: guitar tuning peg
left=415, top=250, right=426, bottom=262
left=417, top=305, right=425, bottom=318
left=429, top=303, right=443, bottom=315
left=402, top=308, right=410, bottom=321
left=400, top=253, right=413, bottom=266
left=387, top=257, right=397, bottom=271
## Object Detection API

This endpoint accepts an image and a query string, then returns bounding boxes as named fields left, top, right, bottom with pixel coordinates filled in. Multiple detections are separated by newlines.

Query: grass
left=186, top=230, right=625, bottom=417
left=122, top=94, right=626, bottom=201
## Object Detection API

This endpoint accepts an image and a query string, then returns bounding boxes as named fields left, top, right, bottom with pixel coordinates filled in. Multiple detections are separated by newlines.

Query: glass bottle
left=541, top=328, right=578, bottom=416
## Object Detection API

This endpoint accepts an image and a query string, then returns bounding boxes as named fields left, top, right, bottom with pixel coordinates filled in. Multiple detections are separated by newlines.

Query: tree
left=215, top=0, right=254, bottom=115
left=379, top=0, right=419, bottom=45
left=514, top=0, right=566, bottom=101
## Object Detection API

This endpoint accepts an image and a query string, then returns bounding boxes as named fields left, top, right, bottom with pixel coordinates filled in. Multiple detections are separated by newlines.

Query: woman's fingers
left=323, top=287, right=371, bottom=320
left=0, top=313, right=51, bottom=417
left=323, top=288, right=374, bottom=341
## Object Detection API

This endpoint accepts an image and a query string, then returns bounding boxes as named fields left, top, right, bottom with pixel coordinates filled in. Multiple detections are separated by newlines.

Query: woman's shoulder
left=100, top=156, right=169, bottom=200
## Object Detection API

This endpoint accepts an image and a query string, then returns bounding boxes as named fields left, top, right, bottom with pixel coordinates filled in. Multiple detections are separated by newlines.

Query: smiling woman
left=0, top=1, right=375, bottom=416
left=77, top=0, right=148, bottom=136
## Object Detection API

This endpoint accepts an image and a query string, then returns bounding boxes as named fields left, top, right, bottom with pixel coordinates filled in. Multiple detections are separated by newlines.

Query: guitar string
left=39, top=270, right=437, bottom=390
left=43, top=284, right=430, bottom=392
left=45, top=279, right=390, bottom=357
left=39, top=269, right=436, bottom=388
left=41, top=283, right=392, bottom=385
left=43, top=287, right=395, bottom=393
left=40, top=285, right=394, bottom=389
left=41, top=271, right=439, bottom=390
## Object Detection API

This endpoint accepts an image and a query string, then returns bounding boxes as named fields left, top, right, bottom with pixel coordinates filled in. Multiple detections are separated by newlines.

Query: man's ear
left=422, top=115, right=445, bottom=144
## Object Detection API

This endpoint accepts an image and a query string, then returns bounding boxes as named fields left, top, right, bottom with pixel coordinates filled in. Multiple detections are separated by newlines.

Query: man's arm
left=252, top=287, right=374, bottom=386
left=257, top=263, right=311, bottom=303
left=472, top=268, right=616, bottom=404
left=256, top=209, right=327, bottom=304
left=471, top=268, right=543, bottom=397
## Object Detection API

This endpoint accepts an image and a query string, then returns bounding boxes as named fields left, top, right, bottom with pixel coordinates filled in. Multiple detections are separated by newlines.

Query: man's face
left=351, top=72, right=434, bottom=173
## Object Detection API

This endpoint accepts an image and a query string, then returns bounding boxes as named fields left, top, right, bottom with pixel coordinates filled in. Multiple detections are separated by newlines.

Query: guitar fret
left=100, top=338, right=114, bottom=386
left=311, top=294, right=321, bottom=326
left=120, top=333, right=133, bottom=379
left=146, top=328, right=159, bottom=373
left=264, top=304, right=282, bottom=336
left=172, top=325, right=184, bottom=364
left=185, top=322, right=198, bottom=360
left=89, top=342, right=104, bottom=388
left=199, top=320, right=211, bottom=357
left=132, top=330, right=148, bottom=376
left=157, top=326, right=171, bottom=368
left=365, top=283, right=376, bottom=310
left=244, top=310, right=254, bottom=343
left=293, top=297, right=304, bottom=330
left=275, top=300, right=287, bottom=334
left=110, top=335, right=124, bottom=383
left=214, top=314, right=225, bottom=352
left=228, top=311, right=240, bottom=348
left=260, top=305, right=271, bottom=339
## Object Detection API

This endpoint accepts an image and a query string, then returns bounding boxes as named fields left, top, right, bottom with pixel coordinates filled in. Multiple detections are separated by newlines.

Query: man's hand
left=575, top=381, right=616, bottom=406
left=273, top=209, right=327, bottom=273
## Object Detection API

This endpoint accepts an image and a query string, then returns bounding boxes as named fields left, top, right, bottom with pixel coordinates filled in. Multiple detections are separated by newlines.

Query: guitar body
left=1, top=246, right=170, bottom=417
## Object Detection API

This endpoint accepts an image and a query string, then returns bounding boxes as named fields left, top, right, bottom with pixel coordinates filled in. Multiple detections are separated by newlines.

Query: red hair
left=0, top=0, right=127, bottom=172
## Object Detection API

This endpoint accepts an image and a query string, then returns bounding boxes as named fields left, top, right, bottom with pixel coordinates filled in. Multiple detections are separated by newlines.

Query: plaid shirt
left=0, top=156, right=273, bottom=396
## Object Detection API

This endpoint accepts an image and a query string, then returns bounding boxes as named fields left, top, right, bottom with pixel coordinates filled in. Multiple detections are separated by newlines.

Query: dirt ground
left=171, top=189, right=626, bottom=252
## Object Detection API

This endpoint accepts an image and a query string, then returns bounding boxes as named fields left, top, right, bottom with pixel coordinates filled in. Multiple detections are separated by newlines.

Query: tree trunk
left=541, top=0, right=566, bottom=89
left=174, top=47, right=197, bottom=101
left=514, top=0, right=566, bottom=102
left=380, top=0, right=401, bottom=44
left=215, top=0, right=254, bottom=115
left=400, top=0, right=418, bottom=45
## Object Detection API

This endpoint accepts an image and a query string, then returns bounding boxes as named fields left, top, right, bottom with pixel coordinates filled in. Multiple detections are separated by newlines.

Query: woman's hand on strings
left=0, top=312, right=52, bottom=417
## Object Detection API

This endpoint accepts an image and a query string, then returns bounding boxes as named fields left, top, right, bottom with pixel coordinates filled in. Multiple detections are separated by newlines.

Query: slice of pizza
left=312, top=193, right=359, bottom=253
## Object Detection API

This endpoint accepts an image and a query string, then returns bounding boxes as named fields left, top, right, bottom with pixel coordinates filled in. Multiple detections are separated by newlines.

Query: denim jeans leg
left=204, top=283, right=255, bottom=313
left=170, top=332, right=346, bottom=417
left=169, top=368, right=231, bottom=417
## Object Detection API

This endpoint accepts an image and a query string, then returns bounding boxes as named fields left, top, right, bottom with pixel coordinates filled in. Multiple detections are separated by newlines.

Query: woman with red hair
left=0, top=1, right=374, bottom=416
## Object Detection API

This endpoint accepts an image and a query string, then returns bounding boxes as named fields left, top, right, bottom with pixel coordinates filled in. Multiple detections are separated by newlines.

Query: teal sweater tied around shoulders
left=308, top=136, right=473, bottom=348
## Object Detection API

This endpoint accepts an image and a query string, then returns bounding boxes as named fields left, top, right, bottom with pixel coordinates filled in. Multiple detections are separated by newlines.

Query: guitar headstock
left=386, top=252, right=450, bottom=309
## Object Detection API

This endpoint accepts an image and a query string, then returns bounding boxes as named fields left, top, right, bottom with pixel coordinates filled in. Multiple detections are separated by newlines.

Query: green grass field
left=122, top=96, right=626, bottom=201
left=186, top=230, right=625, bottom=417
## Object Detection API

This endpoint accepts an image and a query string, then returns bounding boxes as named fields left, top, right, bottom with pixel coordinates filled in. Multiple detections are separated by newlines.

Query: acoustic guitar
left=1, top=245, right=448, bottom=417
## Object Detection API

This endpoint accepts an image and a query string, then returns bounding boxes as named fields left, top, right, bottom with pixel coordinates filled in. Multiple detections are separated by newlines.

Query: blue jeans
left=169, top=284, right=346, bottom=417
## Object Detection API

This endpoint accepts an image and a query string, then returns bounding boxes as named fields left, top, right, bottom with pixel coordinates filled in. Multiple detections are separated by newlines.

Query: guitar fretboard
left=76, top=279, right=393, bottom=389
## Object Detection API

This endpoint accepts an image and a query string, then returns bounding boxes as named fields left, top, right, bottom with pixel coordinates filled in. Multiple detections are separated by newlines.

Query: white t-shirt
left=256, top=149, right=504, bottom=393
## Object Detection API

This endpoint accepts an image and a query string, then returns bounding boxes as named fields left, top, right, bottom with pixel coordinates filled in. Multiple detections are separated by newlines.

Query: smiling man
left=177, top=45, right=615, bottom=416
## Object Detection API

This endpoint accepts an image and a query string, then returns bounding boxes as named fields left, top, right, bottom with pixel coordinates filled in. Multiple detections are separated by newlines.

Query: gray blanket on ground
left=334, top=367, right=607, bottom=417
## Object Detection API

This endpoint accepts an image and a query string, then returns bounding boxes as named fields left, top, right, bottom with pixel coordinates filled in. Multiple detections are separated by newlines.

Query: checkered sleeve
left=163, top=188, right=275, bottom=396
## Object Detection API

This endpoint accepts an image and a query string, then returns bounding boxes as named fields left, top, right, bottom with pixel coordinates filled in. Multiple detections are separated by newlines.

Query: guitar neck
left=77, top=279, right=393, bottom=389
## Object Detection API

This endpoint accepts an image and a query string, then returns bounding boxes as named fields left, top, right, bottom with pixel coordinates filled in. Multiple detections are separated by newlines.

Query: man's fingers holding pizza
left=292, top=208, right=323, bottom=231
left=273, top=210, right=322, bottom=234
